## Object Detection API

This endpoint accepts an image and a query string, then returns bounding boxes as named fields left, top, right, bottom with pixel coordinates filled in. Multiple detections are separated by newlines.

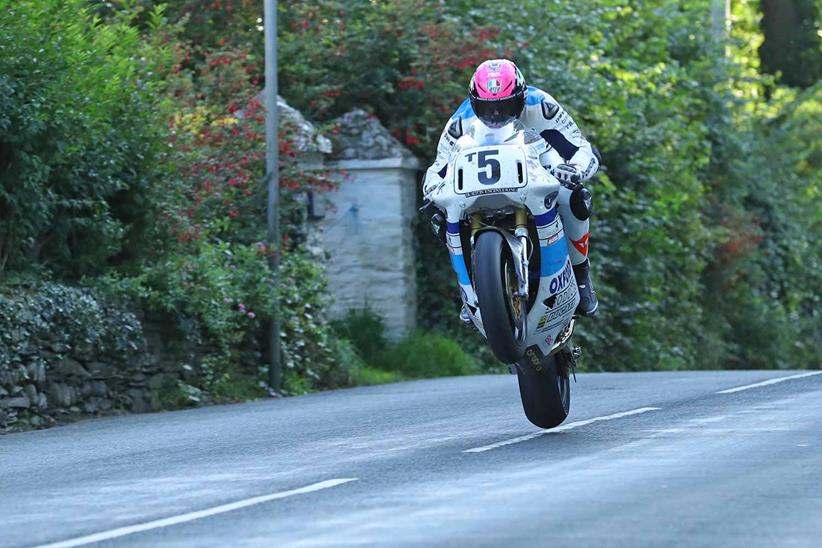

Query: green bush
left=383, top=333, right=479, bottom=379
left=330, top=308, right=390, bottom=368
left=331, top=308, right=479, bottom=380
left=0, top=1, right=175, bottom=276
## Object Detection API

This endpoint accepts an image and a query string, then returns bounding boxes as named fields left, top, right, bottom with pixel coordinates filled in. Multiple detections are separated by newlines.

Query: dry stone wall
left=0, top=283, right=180, bottom=431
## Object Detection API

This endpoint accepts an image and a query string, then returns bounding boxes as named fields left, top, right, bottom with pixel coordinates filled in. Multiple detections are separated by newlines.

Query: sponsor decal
left=572, top=233, right=589, bottom=256
left=537, top=316, right=572, bottom=334
left=546, top=301, right=575, bottom=322
left=544, top=285, right=575, bottom=310
left=549, top=261, right=574, bottom=295
left=546, top=231, right=562, bottom=245
left=464, top=187, right=521, bottom=197
left=545, top=334, right=554, bottom=346
left=487, top=79, right=502, bottom=94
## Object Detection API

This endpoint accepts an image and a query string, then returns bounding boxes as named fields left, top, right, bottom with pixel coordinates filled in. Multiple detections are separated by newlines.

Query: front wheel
left=472, top=230, right=526, bottom=363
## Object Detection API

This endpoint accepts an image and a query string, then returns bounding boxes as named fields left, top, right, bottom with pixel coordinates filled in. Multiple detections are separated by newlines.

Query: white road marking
left=716, top=371, right=822, bottom=394
left=35, top=478, right=358, bottom=548
left=463, top=407, right=660, bottom=453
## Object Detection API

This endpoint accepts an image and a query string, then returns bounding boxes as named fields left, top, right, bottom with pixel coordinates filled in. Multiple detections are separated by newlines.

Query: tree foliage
left=1, top=0, right=819, bottom=382
left=0, top=0, right=174, bottom=276
left=269, top=0, right=821, bottom=371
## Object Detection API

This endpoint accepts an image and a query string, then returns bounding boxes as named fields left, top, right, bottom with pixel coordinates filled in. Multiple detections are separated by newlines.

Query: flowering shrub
left=277, top=0, right=510, bottom=156
left=105, top=42, right=356, bottom=394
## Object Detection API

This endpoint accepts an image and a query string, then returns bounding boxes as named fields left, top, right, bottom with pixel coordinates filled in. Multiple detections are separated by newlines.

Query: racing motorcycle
left=422, top=120, right=581, bottom=429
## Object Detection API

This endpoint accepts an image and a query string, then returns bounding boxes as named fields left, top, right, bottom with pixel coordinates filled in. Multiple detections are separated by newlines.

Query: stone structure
left=0, top=284, right=182, bottom=431
left=0, top=101, right=421, bottom=431
left=323, top=110, right=420, bottom=339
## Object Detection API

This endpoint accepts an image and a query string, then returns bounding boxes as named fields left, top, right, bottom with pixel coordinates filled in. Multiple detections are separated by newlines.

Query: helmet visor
left=471, top=92, right=525, bottom=128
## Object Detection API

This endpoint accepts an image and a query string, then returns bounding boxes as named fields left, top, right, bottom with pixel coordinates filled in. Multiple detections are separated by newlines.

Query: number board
left=453, top=146, right=527, bottom=197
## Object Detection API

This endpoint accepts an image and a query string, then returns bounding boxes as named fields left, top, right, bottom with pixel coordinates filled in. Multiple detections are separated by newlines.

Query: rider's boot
left=573, top=259, right=599, bottom=317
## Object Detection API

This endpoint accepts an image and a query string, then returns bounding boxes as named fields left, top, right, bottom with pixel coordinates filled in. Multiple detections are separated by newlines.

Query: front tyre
left=472, top=230, right=526, bottom=363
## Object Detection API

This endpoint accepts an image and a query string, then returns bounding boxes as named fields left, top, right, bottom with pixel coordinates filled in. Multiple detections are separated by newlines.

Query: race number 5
left=477, top=150, right=501, bottom=185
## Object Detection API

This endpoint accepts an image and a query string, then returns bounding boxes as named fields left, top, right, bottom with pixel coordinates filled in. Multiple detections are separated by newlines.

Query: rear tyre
left=516, top=347, right=571, bottom=428
left=472, top=230, right=527, bottom=363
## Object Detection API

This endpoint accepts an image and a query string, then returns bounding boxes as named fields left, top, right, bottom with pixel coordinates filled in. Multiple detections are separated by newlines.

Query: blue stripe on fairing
left=446, top=221, right=460, bottom=235
left=540, top=236, right=568, bottom=276
left=450, top=253, right=471, bottom=285
left=534, top=208, right=558, bottom=226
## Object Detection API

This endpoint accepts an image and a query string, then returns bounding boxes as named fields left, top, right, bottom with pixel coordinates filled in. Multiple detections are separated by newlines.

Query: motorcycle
left=422, top=119, right=581, bottom=429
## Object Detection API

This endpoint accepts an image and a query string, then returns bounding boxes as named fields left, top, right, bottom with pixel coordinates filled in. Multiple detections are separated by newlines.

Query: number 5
left=478, top=150, right=501, bottom=185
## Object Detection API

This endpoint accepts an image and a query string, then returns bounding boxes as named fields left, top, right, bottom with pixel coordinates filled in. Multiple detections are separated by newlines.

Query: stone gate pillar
left=323, top=110, right=420, bottom=339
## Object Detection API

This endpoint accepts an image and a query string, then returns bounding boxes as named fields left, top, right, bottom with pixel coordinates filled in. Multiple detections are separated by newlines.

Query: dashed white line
left=35, top=478, right=358, bottom=548
left=464, top=407, right=660, bottom=453
left=716, top=371, right=822, bottom=394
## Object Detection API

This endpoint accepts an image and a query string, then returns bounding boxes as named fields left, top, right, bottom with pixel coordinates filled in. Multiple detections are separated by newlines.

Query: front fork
left=514, top=208, right=530, bottom=299
left=470, top=208, right=530, bottom=300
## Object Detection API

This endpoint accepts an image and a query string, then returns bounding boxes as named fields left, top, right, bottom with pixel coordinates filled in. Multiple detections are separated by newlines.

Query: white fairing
left=423, top=120, right=580, bottom=356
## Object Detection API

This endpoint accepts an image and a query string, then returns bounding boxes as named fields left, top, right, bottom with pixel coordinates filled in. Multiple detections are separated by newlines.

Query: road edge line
left=33, top=478, right=359, bottom=548
left=716, top=371, right=822, bottom=394
left=463, top=407, right=661, bottom=454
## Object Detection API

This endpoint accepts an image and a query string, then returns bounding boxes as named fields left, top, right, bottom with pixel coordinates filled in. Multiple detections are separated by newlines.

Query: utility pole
left=264, top=0, right=282, bottom=393
left=711, top=0, right=730, bottom=41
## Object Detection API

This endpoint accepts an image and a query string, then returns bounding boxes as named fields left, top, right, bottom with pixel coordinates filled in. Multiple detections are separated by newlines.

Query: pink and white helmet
left=469, top=59, right=527, bottom=128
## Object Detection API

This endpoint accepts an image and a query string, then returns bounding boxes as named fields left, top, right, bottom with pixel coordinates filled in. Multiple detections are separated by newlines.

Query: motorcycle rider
left=425, top=59, right=599, bottom=317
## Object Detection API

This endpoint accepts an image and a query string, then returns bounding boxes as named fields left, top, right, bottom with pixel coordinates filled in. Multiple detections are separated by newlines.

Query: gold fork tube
left=515, top=208, right=527, bottom=231
left=471, top=214, right=482, bottom=236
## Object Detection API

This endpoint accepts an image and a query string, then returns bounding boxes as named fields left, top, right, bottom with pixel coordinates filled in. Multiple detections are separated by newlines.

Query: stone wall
left=0, top=283, right=182, bottom=431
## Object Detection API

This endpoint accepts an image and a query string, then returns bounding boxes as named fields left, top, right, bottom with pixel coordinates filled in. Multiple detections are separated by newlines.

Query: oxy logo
left=549, top=261, right=574, bottom=295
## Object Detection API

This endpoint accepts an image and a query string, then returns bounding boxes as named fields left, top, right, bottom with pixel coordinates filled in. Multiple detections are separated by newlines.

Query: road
left=1, top=370, right=821, bottom=547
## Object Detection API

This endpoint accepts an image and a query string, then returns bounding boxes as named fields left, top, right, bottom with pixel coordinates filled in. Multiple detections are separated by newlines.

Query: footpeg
left=570, top=346, right=581, bottom=382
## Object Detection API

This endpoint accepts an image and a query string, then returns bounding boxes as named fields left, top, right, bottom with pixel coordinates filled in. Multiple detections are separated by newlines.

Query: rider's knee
left=570, top=185, right=593, bottom=221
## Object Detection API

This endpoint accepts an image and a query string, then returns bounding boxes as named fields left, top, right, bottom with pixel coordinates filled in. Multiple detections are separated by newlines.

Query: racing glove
left=551, top=164, right=581, bottom=187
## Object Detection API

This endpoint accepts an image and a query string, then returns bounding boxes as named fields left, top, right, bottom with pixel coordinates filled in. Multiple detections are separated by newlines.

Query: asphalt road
left=1, top=370, right=821, bottom=548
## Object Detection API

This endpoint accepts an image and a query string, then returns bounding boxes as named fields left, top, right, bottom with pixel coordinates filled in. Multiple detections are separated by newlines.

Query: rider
left=425, top=59, right=599, bottom=317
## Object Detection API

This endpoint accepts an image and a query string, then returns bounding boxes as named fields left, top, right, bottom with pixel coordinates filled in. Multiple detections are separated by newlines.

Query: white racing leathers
left=425, top=86, right=599, bottom=266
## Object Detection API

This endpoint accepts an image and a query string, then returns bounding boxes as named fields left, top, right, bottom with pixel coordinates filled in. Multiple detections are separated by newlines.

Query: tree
left=759, top=0, right=822, bottom=88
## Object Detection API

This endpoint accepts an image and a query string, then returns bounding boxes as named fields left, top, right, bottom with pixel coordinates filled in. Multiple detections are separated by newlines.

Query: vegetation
left=0, top=0, right=819, bottom=417
left=333, top=308, right=479, bottom=381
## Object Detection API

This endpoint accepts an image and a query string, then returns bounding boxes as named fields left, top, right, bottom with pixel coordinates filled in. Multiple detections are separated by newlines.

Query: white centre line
left=716, top=371, right=822, bottom=394
left=464, top=407, right=660, bottom=454
left=35, top=478, right=358, bottom=548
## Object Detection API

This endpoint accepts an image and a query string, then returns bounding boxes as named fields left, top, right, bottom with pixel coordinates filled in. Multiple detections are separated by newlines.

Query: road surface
left=1, top=370, right=821, bottom=547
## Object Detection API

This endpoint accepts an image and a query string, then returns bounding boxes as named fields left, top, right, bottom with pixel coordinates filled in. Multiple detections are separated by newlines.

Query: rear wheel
left=472, top=230, right=526, bottom=363
left=516, top=347, right=571, bottom=428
